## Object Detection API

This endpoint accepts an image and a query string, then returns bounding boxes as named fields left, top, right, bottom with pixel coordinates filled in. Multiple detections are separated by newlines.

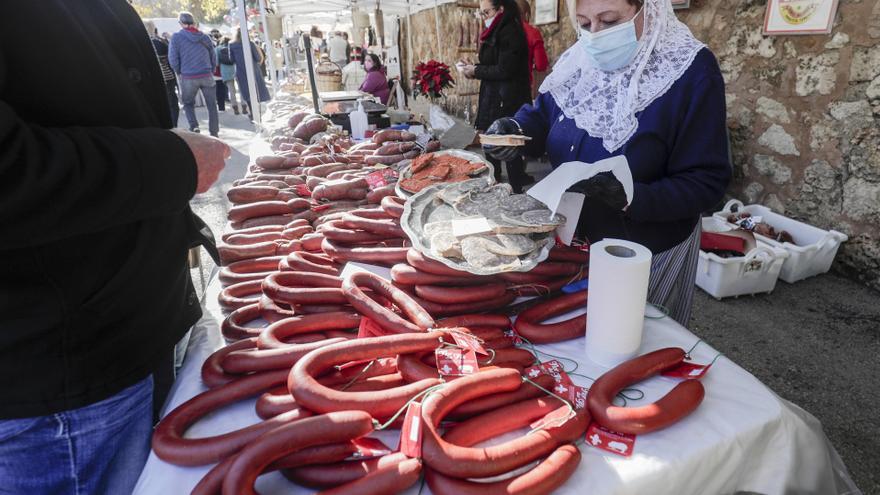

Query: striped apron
left=646, top=220, right=702, bottom=328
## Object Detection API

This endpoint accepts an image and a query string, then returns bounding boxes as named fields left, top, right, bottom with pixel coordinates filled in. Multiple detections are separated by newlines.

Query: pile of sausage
left=152, top=114, right=707, bottom=494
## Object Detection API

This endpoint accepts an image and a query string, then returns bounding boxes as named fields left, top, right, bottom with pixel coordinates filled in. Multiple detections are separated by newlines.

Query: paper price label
left=661, top=361, right=713, bottom=379
left=567, top=385, right=589, bottom=410
left=399, top=402, right=423, bottom=458
left=293, top=184, right=312, bottom=197
left=451, top=332, right=489, bottom=356
left=525, top=360, right=574, bottom=387
left=365, top=169, right=399, bottom=188
left=357, top=317, right=389, bottom=338
left=451, top=217, right=493, bottom=237
left=586, top=423, right=636, bottom=457
left=529, top=406, right=574, bottom=431
left=349, top=437, right=393, bottom=459
left=435, top=347, right=479, bottom=378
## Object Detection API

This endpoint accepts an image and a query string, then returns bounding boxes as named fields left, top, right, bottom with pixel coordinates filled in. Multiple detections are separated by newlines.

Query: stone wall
left=405, top=2, right=486, bottom=120
left=407, top=0, right=880, bottom=290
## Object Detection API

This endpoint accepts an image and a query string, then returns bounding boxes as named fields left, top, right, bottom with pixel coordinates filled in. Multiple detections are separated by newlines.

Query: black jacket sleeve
left=474, top=23, right=527, bottom=81
left=0, top=100, right=198, bottom=250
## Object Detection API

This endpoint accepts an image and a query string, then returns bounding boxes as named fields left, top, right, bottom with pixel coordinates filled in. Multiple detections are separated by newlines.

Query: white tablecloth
left=135, top=136, right=858, bottom=495
left=133, top=273, right=859, bottom=495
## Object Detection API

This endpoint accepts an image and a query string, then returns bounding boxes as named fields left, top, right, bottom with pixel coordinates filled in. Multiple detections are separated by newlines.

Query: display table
left=133, top=272, right=858, bottom=495
left=134, top=137, right=857, bottom=494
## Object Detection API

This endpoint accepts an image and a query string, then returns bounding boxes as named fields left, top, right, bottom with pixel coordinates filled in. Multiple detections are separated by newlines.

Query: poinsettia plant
left=411, top=60, right=455, bottom=100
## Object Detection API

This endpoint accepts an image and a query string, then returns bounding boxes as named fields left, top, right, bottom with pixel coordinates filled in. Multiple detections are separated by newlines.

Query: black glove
left=567, top=172, right=628, bottom=211
left=482, top=117, right=524, bottom=162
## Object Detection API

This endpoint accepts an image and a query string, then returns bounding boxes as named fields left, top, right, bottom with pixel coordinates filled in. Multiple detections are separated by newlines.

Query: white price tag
left=452, top=217, right=493, bottom=237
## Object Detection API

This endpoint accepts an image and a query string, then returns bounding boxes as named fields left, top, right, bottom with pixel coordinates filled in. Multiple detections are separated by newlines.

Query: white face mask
left=577, top=8, right=642, bottom=72
left=484, top=15, right=496, bottom=28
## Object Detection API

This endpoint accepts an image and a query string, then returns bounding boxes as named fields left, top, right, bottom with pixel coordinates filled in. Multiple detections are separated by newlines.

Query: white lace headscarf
left=539, top=0, right=705, bottom=153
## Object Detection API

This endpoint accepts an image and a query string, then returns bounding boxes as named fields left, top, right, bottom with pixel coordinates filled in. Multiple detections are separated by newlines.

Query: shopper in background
left=230, top=29, right=270, bottom=121
left=328, top=31, right=349, bottom=68
left=217, top=37, right=241, bottom=115
left=272, top=40, right=285, bottom=81
left=213, top=50, right=228, bottom=114
left=210, top=28, right=222, bottom=45
left=460, top=0, right=532, bottom=192
left=342, top=47, right=367, bottom=91
left=359, top=53, right=390, bottom=104
left=169, top=11, right=220, bottom=136
left=0, top=3, right=228, bottom=493
left=342, top=32, right=352, bottom=63
left=515, top=0, right=549, bottom=99
left=145, top=20, right=180, bottom=126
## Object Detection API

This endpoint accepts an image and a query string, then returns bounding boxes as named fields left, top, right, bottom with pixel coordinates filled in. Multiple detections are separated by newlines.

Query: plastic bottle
left=350, top=101, right=368, bottom=140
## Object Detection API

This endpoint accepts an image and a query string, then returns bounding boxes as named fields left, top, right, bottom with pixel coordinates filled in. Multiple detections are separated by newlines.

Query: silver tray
left=395, top=149, right=495, bottom=199
left=400, top=179, right=559, bottom=275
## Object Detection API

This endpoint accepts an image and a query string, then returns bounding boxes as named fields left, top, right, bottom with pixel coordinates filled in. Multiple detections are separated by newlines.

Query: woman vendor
left=484, top=0, right=731, bottom=326
left=359, top=53, right=391, bottom=105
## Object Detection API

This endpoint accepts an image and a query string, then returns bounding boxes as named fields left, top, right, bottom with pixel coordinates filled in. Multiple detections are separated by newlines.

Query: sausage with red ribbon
left=586, top=347, right=705, bottom=435
left=420, top=368, right=590, bottom=478
left=288, top=332, right=445, bottom=420
left=221, top=411, right=374, bottom=495
left=342, top=271, right=434, bottom=334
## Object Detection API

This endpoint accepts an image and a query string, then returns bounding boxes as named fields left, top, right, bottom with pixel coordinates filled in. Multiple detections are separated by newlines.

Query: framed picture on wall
left=534, top=0, right=558, bottom=25
left=763, top=0, right=839, bottom=35
left=672, top=0, right=690, bottom=9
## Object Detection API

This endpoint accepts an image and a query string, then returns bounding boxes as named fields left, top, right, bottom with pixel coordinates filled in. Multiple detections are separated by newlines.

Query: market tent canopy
left=275, top=0, right=456, bottom=17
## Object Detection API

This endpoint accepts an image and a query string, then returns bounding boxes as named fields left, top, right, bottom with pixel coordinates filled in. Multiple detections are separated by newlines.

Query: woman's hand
left=482, top=117, right=524, bottom=162
left=462, top=64, right=476, bottom=79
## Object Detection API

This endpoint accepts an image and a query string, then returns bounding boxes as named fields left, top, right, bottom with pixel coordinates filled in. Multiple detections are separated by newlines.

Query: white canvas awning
left=275, top=0, right=456, bottom=18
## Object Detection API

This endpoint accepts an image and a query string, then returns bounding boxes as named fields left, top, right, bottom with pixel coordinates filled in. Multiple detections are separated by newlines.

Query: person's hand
left=567, top=172, right=628, bottom=211
left=482, top=117, right=524, bottom=162
left=172, top=129, right=230, bottom=194
left=462, top=64, right=476, bottom=79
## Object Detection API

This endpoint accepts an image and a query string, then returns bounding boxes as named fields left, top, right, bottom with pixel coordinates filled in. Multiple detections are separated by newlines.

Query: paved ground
left=187, top=107, right=879, bottom=494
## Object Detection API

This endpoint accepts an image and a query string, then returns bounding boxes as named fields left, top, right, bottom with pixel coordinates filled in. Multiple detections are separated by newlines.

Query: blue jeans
left=179, top=76, right=219, bottom=136
left=0, top=376, right=154, bottom=495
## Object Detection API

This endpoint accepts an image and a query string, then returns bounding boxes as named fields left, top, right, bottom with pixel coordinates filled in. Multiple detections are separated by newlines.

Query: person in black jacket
left=0, top=3, right=228, bottom=494
left=145, top=20, right=181, bottom=126
left=461, top=0, right=533, bottom=192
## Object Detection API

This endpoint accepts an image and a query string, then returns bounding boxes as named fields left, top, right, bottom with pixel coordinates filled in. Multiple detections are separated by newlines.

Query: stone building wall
left=407, top=0, right=880, bottom=289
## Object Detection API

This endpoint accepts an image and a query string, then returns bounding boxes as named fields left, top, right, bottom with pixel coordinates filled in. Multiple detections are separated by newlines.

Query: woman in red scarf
left=461, top=0, right=533, bottom=192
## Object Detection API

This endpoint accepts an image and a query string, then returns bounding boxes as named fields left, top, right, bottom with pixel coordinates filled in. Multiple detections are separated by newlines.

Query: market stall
left=133, top=99, right=856, bottom=495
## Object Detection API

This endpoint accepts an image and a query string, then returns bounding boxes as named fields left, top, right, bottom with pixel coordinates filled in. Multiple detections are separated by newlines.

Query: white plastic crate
left=696, top=217, right=789, bottom=299
left=714, top=200, right=848, bottom=284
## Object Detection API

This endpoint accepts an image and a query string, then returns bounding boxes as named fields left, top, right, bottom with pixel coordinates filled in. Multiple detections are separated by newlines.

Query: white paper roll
left=585, top=239, right=653, bottom=367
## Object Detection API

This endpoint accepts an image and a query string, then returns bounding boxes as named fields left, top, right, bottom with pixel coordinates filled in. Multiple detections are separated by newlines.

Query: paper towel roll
left=585, top=239, right=653, bottom=367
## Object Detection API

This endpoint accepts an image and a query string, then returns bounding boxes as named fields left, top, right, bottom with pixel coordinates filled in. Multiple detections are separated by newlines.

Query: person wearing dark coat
left=461, top=0, right=533, bottom=193
left=230, top=30, right=271, bottom=121
left=0, top=2, right=228, bottom=493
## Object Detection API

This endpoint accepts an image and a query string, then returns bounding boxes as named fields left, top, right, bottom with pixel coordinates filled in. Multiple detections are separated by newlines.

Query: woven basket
left=315, top=62, right=342, bottom=92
